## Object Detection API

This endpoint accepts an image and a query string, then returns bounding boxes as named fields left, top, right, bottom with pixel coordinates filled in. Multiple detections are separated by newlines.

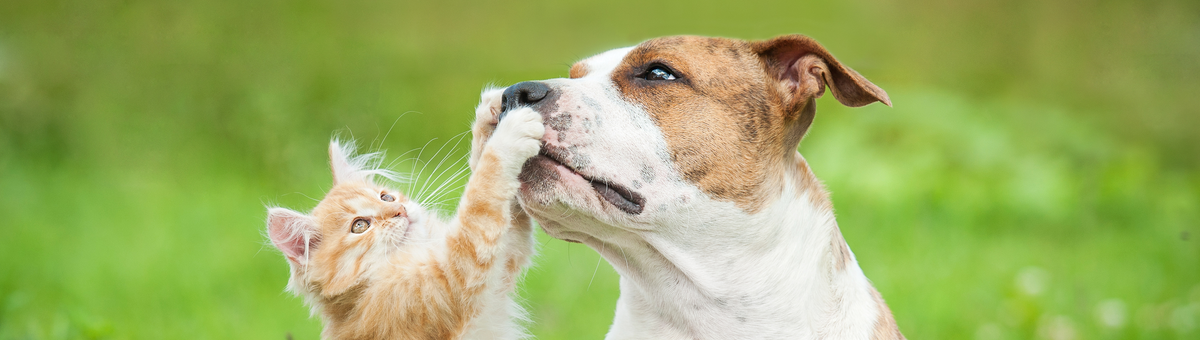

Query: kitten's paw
left=469, top=87, right=506, bottom=170
left=490, top=107, right=544, bottom=167
left=474, top=88, right=505, bottom=128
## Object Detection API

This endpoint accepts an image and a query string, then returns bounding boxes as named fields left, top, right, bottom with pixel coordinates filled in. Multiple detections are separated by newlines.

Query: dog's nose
left=500, top=81, right=551, bottom=119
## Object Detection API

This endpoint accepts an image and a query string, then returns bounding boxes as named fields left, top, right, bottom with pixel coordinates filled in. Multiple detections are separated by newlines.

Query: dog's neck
left=583, top=152, right=889, bottom=339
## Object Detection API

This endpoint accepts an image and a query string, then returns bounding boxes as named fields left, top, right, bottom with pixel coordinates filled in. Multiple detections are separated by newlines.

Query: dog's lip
left=537, top=147, right=645, bottom=215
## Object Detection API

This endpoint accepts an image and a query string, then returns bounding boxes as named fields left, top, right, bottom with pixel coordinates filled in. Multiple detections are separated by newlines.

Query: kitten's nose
left=391, top=205, right=407, bottom=218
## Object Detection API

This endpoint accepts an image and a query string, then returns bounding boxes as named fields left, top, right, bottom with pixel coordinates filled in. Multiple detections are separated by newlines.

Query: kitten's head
left=266, top=140, right=426, bottom=299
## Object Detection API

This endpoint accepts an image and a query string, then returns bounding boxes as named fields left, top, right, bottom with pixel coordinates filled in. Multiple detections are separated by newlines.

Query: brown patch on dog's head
left=612, top=36, right=772, bottom=210
left=569, top=62, right=589, bottom=79
left=611, top=35, right=888, bottom=212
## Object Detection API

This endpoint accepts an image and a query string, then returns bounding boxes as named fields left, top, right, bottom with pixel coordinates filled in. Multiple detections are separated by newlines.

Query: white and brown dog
left=469, top=34, right=903, bottom=339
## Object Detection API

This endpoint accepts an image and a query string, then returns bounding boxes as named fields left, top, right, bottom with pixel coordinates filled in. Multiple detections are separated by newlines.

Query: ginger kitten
left=266, top=107, right=544, bottom=340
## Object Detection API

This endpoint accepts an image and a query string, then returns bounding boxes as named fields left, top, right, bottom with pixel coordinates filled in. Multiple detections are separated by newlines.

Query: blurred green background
left=1, top=0, right=1198, bottom=339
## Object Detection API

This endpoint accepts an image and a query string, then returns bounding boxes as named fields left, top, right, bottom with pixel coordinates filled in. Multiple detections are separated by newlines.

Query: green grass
left=1, top=0, right=1198, bottom=339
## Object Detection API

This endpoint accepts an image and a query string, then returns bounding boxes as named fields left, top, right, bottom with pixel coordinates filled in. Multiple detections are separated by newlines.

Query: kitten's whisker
left=425, top=153, right=469, bottom=194
left=424, top=174, right=469, bottom=206
left=420, top=161, right=470, bottom=206
left=410, top=138, right=441, bottom=198
left=430, top=188, right=466, bottom=205
left=386, top=146, right=428, bottom=175
left=417, top=132, right=470, bottom=200
left=416, top=158, right=469, bottom=206
left=425, top=185, right=468, bottom=211
left=279, top=192, right=321, bottom=203
left=376, top=111, right=414, bottom=150
left=415, top=152, right=454, bottom=200
left=419, top=167, right=463, bottom=203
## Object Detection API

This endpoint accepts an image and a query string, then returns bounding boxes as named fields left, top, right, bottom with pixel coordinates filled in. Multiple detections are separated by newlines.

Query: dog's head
left=499, top=35, right=889, bottom=242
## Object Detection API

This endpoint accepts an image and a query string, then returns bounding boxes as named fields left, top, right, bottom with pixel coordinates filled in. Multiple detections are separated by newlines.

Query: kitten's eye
left=351, top=218, right=370, bottom=234
left=380, top=192, right=395, bottom=202
left=639, top=65, right=677, bottom=81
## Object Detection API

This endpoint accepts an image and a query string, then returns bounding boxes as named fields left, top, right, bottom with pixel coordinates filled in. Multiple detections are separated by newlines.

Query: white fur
left=503, top=47, right=887, bottom=339
left=490, top=107, right=546, bottom=174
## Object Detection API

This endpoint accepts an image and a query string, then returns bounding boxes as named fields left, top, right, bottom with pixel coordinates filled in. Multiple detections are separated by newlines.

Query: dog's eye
left=380, top=192, right=395, bottom=202
left=351, top=218, right=371, bottom=234
left=639, top=66, right=677, bottom=81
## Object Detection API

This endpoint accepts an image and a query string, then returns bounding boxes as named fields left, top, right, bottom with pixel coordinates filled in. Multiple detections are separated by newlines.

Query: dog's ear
left=751, top=34, right=890, bottom=114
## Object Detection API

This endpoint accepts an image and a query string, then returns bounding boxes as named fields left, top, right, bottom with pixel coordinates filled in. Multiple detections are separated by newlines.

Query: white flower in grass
left=1171, top=303, right=1197, bottom=333
left=1095, top=299, right=1127, bottom=329
left=1037, top=315, right=1076, bottom=340
left=1016, top=266, right=1048, bottom=296
left=975, top=323, right=1002, bottom=340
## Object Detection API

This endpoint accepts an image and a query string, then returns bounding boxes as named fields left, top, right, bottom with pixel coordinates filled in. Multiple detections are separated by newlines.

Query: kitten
left=266, top=106, right=544, bottom=340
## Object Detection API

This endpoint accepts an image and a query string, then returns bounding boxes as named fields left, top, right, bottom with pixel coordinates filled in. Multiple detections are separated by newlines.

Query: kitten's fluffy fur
left=266, top=106, right=544, bottom=340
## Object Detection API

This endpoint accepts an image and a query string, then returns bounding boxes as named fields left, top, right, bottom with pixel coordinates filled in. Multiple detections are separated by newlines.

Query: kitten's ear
left=329, top=140, right=355, bottom=186
left=267, top=208, right=317, bottom=264
left=327, top=139, right=396, bottom=186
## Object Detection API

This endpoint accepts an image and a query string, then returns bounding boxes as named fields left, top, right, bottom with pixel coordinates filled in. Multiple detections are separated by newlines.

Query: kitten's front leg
left=469, top=88, right=538, bottom=276
left=452, top=107, right=543, bottom=267
left=468, top=88, right=505, bottom=171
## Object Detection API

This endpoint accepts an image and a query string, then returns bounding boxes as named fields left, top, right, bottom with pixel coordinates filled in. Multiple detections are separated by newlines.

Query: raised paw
left=488, top=107, right=544, bottom=169
left=474, top=88, right=505, bottom=128
left=469, top=87, right=506, bottom=170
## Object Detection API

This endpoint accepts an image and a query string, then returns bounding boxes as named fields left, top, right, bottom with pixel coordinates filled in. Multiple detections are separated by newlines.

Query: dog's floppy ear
left=751, top=34, right=890, bottom=114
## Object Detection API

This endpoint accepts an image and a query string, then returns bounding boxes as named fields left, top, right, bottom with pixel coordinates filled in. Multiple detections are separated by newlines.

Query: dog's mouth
left=537, top=147, right=645, bottom=215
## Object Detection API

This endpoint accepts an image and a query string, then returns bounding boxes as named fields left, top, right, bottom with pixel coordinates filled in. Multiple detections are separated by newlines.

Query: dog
left=469, top=34, right=903, bottom=339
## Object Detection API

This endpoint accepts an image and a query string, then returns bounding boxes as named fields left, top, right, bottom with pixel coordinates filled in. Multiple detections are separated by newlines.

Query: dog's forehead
left=626, top=36, right=760, bottom=75
left=573, top=37, right=759, bottom=80
left=572, top=47, right=634, bottom=79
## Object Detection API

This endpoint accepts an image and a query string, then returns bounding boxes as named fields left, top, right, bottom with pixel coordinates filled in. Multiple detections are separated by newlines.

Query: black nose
left=500, top=81, right=551, bottom=120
